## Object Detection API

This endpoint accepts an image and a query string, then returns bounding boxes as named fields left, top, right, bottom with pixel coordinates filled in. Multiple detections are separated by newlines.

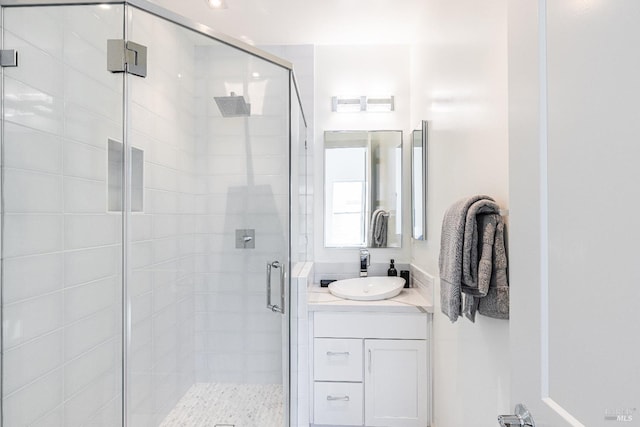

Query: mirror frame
left=412, top=120, right=428, bottom=240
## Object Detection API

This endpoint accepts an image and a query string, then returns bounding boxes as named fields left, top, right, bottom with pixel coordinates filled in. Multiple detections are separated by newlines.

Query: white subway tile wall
left=127, top=8, right=198, bottom=426
left=192, top=43, right=290, bottom=386
left=1, top=5, right=124, bottom=426
left=2, top=5, right=309, bottom=426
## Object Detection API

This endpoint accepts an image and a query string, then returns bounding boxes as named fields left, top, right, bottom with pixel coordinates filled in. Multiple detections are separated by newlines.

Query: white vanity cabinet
left=310, top=311, right=430, bottom=427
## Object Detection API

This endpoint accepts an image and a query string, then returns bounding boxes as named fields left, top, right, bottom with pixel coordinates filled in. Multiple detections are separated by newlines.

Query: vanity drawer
left=314, top=312, right=428, bottom=339
left=313, top=381, right=363, bottom=426
left=314, top=338, right=363, bottom=381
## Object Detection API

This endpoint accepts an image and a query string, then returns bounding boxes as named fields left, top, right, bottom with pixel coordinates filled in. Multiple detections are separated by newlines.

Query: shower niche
left=0, top=2, right=307, bottom=426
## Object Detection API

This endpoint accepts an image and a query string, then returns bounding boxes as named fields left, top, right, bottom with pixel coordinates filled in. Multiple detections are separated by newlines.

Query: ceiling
left=148, top=0, right=430, bottom=45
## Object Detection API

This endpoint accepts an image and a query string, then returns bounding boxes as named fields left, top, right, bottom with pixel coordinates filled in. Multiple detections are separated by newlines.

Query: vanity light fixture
left=206, top=0, right=227, bottom=9
left=331, top=95, right=395, bottom=112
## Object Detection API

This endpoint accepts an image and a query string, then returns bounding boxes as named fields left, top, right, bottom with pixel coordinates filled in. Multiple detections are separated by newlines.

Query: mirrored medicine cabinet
left=412, top=121, right=428, bottom=240
left=324, top=130, right=403, bottom=248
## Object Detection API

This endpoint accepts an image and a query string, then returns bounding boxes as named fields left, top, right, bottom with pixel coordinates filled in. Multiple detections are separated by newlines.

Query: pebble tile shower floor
left=159, top=383, right=284, bottom=427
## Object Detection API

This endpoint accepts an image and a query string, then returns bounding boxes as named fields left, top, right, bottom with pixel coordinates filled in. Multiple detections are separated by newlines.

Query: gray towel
left=463, top=212, right=501, bottom=321
left=369, top=209, right=388, bottom=248
left=439, top=195, right=509, bottom=322
left=461, top=198, right=501, bottom=290
left=478, top=218, right=509, bottom=319
left=438, top=195, right=492, bottom=322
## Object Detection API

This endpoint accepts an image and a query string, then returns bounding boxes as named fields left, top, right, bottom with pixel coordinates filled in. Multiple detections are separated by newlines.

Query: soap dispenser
left=387, top=259, right=398, bottom=276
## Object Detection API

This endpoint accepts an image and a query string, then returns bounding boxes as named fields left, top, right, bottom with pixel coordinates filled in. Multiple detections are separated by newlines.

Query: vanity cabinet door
left=364, top=339, right=428, bottom=427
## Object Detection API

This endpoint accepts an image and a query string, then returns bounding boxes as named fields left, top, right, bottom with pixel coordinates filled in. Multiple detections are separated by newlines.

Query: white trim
left=543, top=398, right=587, bottom=427
left=538, top=0, right=550, bottom=399
left=538, top=3, right=585, bottom=425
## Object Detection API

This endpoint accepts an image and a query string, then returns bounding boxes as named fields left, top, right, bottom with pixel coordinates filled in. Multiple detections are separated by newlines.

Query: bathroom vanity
left=308, top=286, right=433, bottom=427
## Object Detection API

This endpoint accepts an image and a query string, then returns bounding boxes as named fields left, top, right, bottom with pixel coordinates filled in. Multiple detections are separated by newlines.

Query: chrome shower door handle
left=266, top=260, right=285, bottom=314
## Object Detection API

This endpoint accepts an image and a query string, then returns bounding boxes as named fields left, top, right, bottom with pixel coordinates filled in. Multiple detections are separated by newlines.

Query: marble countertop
left=307, top=283, right=434, bottom=313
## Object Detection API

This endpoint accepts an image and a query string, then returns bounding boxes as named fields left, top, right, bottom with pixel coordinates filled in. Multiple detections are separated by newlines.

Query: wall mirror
left=412, top=121, right=428, bottom=240
left=324, top=130, right=403, bottom=248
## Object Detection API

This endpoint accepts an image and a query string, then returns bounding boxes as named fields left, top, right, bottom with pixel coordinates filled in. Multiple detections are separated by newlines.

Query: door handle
left=266, top=260, right=285, bottom=314
left=498, top=404, right=535, bottom=427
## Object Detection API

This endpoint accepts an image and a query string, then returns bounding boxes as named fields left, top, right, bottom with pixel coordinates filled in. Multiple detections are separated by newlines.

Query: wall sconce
left=331, top=96, right=395, bottom=112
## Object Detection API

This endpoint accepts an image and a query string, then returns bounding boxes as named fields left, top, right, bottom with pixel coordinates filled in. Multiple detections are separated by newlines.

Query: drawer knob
left=326, top=351, right=350, bottom=356
left=327, top=395, right=350, bottom=401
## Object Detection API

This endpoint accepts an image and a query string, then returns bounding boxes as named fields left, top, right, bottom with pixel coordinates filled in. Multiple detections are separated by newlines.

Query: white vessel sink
left=328, top=276, right=406, bottom=301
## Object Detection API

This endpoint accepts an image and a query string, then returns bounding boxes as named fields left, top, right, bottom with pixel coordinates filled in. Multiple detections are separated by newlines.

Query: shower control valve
left=235, top=229, right=255, bottom=249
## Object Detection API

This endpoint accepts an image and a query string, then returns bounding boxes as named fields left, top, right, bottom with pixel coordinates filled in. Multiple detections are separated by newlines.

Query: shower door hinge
left=0, top=49, right=18, bottom=67
left=107, top=39, right=147, bottom=77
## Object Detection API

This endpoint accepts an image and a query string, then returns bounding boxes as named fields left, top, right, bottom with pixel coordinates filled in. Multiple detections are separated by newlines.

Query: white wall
left=314, top=45, right=412, bottom=267
left=410, top=1, right=510, bottom=426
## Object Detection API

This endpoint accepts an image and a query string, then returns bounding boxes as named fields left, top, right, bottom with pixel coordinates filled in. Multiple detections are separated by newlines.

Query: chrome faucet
left=359, top=249, right=370, bottom=277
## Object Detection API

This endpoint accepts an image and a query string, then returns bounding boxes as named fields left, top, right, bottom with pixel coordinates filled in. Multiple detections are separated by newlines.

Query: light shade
left=331, top=95, right=395, bottom=112
left=331, top=96, right=366, bottom=113
left=366, top=96, right=395, bottom=112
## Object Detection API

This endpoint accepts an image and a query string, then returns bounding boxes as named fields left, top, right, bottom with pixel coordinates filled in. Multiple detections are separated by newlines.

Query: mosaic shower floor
left=159, top=383, right=284, bottom=427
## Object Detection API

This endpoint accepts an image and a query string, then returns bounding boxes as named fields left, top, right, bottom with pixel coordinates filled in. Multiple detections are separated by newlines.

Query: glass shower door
left=1, top=4, right=125, bottom=426
left=0, top=3, right=296, bottom=426
left=125, top=6, right=291, bottom=427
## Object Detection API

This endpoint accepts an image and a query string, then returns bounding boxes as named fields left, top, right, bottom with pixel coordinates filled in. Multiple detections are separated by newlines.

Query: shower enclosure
left=0, top=1, right=308, bottom=426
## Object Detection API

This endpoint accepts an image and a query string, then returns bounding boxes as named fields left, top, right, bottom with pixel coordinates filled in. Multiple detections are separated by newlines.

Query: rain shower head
left=214, top=92, right=251, bottom=117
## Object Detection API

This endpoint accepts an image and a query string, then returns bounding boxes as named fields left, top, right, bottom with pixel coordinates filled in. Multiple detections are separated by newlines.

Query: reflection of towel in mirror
left=438, top=195, right=509, bottom=323
left=369, top=209, right=389, bottom=248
